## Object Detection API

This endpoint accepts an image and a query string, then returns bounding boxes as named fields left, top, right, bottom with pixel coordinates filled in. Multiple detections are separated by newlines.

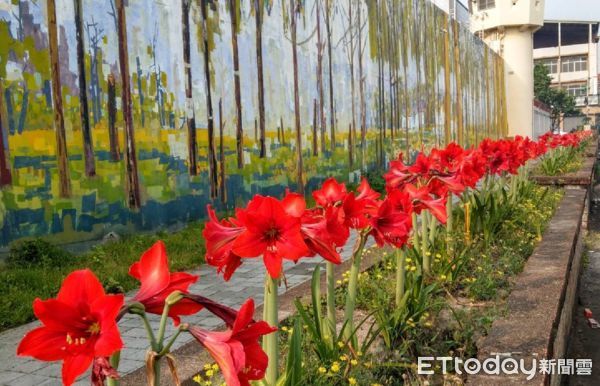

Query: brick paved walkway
left=0, top=232, right=364, bottom=385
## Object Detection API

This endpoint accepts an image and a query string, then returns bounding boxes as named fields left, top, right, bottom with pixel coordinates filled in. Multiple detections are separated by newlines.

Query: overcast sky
left=544, top=0, right=600, bottom=22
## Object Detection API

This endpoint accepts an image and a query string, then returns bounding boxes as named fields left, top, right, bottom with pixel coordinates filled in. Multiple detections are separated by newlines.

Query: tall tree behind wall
left=74, top=0, right=96, bottom=177
left=47, top=0, right=71, bottom=197
left=116, top=0, right=141, bottom=208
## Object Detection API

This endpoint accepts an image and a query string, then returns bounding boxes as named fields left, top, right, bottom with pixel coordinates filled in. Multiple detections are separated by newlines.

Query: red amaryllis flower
left=233, top=195, right=310, bottom=278
left=91, top=357, right=119, bottom=386
left=369, top=191, right=413, bottom=248
left=404, top=184, right=448, bottom=224
left=203, top=205, right=245, bottom=281
left=312, top=177, right=348, bottom=207
left=129, top=241, right=202, bottom=325
left=189, top=299, right=277, bottom=386
left=17, top=270, right=124, bottom=386
left=283, top=191, right=349, bottom=264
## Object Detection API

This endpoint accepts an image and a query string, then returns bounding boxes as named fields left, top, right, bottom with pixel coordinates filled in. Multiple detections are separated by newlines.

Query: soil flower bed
left=15, top=131, right=591, bottom=385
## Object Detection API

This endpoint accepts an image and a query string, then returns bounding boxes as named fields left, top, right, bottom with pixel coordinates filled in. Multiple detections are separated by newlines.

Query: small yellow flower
left=203, top=364, right=212, bottom=370
left=336, top=280, right=342, bottom=285
left=376, top=274, right=383, bottom=279
left=343, top=278, right=349, bottom=283
left=424, top=321, right=433, bottom=328
left=406, top=258, right=412, bottom=263
left=439, top=274, right=447, bottom=280
left=349, top=377, right=357, bottom=385
left=337, top=341, right=345, bottom=348
left=204, top=381, right=212, bottom=386
left=340, top=354, right=348, bottom=361
left=425, top=251, right=431, bottom=257
left=331, top=362, right=341, bottom=373
left=205, top=369, right=214, bottom=377
left=193, top=375, right=202, bottom=384
left=357, top=351, right=363, bottom=357
left=211, top=364, right=219, bottom=371
left=318, top=366, right=327, bottom=374
left=410, top=266, right=417, bottom=272
left=435, top=253, right=442, bottom=258
left=281, top=326, right=289, bottom=332
left=350, top=359, right=359, bottom=366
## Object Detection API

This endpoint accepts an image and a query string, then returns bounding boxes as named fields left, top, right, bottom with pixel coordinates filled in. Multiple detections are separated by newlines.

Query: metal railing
left=575, top=94, right=599, bottom=107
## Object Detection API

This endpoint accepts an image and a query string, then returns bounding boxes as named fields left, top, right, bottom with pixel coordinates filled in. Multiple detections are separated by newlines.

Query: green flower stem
left=343, top=232, right=368, bottom=342
left=107, top=351, right=120, bottom=386
left=412, top=212, right=419, bottom=247
left=446, top=195, right=453, bottom=257
left=158, top=326, right=185, bottom=357
left=264, top=274, right=279, bottom=385
left=262, top=274, right=270, bottom=352
left=155, top=303, right=172, bottom=351
left=421, top=212, right=429, bottom=274
left=137, top=313, right=158, bottom=351
left=325, top=261, right=336, bottom=341
left=428, top=213, right=437, bottom=247
left=395, top=248, right=406, bottom=306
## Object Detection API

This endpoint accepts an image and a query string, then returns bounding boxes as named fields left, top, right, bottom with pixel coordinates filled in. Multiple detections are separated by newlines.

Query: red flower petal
left=130, top=241, right=170, bottom=302
left=57, top=269, right=105, bottom=306
left=17, top=327, right=66, bottom=361
left=62, top=354, right=94, bottom=386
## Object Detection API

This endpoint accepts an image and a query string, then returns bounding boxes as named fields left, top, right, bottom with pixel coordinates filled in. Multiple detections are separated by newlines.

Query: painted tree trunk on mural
left=316, top=0, right=326, bottom=155
left=229, top=0, right=244, bottom=169
left=135, top=56, right=145, bottom=127
left=325, top=0, right=335, bottom=152
left=291, top=0, right=304, bottom=194
left=200, top=0, right=218, bottom=197
left=47, top=0, right=71, bottom=198
left=452, top=20, right=464, bottom=145
left=254, top=0, right=266, bottom=158
left=280, top=116, right=285, bottom=145
left=443, top=13, right=452, bottom=145
left=107, top=74, right=120, bottom=162
left=357, top=1, right=366, bottom=170
left=312, top=98, right=318, bottom=156
left=182, top=0, right=198, bottom=177
left=74, top=0, right=96, bottom=177
left=219, top=98, right=226, bottom=203
left=347, top=0, right=357, bottom=158
left=0, top=81, right=12, bottom=186
left=116, top=0, right=141, bottom=208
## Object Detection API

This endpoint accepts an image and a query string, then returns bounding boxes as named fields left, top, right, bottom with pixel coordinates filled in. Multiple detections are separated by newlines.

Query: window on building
left=478, top=0, right=495, bottom=11
left=564, top=83, right=587, bottom=97
left=535, top=58, right=558, bottom=74
left=561, top=55, right=588, bottom=73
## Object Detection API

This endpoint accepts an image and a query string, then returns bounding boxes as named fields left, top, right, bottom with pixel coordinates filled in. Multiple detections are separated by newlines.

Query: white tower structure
left=470, top=0, right=545, bottom=138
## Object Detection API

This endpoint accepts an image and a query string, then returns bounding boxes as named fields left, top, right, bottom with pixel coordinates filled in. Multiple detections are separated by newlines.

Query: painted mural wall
left=0, top=0, right=507, bottom=247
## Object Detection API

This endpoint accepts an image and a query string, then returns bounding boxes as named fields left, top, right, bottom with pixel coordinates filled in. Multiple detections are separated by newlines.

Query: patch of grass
left=0, top=222, right=205, bottom=332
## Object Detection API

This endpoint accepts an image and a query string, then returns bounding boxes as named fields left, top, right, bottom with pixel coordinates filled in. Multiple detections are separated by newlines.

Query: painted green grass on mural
left=0, top=221, right=205, bottom=332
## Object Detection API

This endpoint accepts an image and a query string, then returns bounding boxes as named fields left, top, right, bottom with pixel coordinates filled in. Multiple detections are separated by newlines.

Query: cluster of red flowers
left=17, top=241, right=276, bottom=386
left=204, top=133, right=591, bottom=281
